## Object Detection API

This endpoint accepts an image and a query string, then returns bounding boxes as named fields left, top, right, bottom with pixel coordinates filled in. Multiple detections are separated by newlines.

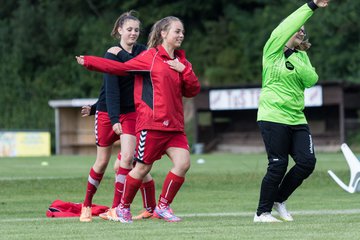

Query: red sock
left=120, top=174, right=142, bottom=209
left=83, top=168, right=104, bottom=207
left=158, top=171, right=184, bottom=209
left=140, top=179, right=156, bottom=212
left=111, top=167, right=131, bottom=208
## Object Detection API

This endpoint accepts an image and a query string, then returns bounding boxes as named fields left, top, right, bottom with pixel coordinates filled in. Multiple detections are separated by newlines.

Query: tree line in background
left=0, top=0, right=359, bottom=135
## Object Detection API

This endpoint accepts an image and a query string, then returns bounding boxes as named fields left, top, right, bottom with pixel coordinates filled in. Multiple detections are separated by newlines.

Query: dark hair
left=296, top=39, right=311, bottom=51
left=295, top=27, right=311, bottom=51
left=111, top=10, right=140, bottom=40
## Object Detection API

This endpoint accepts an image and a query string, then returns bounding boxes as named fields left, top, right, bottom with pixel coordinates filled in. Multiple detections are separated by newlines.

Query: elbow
left=194, top=86, right=201, bottom=96
left=305, top=75, right=319, bottom=88
left=183, top=84, right=201, bottom=98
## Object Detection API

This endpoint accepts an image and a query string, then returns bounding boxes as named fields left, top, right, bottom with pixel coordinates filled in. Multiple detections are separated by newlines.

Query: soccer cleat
left=99, top=209, right=110, bottom=220
left=132, top=210, right=154, bottom=220
left=273, top=202, right=294, bottom=221
left=99, top=208, right=117, bottom=221
left=151, top=210, right=160, bottom=219
left=79, top=206, right=92, bottom=222
left=152, top=207, right=174, bottom=219
left=115, top=207, right=133, bottom=223
left=253, top=212, right=282, bottom=223
left=154, top=206, right=181, bottom=222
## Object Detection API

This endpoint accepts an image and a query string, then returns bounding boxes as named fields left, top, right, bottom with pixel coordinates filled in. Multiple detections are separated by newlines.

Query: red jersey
left=83, top=45, right=200, bottom=133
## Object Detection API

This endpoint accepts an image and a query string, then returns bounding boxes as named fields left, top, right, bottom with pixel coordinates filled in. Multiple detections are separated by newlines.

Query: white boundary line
left=181, top=209, right=360, bottom=217
left=2, top=209, right=360, bottom=223
left=0, top=176, right=80, bottom=181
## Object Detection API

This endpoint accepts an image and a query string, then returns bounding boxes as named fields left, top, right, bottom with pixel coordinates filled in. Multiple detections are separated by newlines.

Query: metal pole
left=54, top=108, right=60, bottom=155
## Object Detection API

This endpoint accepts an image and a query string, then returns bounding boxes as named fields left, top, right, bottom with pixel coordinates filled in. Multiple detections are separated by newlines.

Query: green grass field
left=1, top=151, right=359, bottom=240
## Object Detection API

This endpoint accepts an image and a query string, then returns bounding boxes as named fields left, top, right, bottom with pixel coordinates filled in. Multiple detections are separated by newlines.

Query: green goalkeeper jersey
left=257, top=3, right=319, bottom=125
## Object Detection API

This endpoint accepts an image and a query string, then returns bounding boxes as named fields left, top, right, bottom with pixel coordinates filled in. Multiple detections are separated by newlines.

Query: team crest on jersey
left=163, top=120, right=169, bottom=126
left=285, top=61, right=294, bottom=70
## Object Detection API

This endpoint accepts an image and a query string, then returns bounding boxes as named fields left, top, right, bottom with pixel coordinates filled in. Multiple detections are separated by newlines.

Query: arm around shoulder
left=81, top=55, right=128, bottom=76
left=107, top=46, right=122, bottom=55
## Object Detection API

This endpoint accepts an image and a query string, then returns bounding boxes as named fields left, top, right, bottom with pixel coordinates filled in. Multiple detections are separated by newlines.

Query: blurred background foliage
left=0, top=0, right=359, bottom=132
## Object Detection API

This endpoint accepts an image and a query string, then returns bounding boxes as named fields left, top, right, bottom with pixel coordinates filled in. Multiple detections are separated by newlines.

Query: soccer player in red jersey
left=79, top=11, right=156, bottom=222
left=76, top=16, right=200, bottom=223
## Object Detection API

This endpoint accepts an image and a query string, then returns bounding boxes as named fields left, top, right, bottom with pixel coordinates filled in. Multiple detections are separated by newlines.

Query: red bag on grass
left=46, top=199, right=109, bottom=218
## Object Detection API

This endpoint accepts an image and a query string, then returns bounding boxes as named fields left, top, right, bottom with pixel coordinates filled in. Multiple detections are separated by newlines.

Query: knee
left=295, top=160, right=316, bottom=179
left=265, top=161, right=288, bottom=183
left=121, top=152, right=134, bottom=163
left=182, top=160, right=191, bottom=172
left=119, top=152, right=134, bottom=169
left=173, top=159, right=191, bottom=176
left=94, top=158, right=110, bottom=172
left=134, top=162, right=152, bottom=177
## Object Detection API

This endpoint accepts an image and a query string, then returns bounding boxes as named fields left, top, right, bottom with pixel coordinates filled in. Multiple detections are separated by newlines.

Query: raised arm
left=263, top=1, right=328, bottom=59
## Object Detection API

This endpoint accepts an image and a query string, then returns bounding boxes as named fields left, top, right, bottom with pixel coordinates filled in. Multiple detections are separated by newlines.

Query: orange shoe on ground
left=79, top=206, right=92, bottom=222
left=99, top=208, right=117, bottom=221
left=132, top=210, right=154, bottom=220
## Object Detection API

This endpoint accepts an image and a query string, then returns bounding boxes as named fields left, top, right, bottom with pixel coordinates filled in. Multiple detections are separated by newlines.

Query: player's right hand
left=76, top=56, right=84, bottom=65
left=313, top=0, right=330, bottom=7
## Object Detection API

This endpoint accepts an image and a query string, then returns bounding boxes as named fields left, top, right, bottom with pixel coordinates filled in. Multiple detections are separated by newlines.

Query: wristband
left=308, top=1, right=319, bottom=11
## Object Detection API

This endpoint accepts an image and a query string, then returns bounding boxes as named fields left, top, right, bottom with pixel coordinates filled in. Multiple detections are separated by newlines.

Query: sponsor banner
left=0, top=131, right=51, bottom=157
left=209, top=86, right=322, bottom=110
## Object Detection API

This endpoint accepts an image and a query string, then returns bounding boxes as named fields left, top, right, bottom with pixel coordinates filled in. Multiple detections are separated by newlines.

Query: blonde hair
left=147, top=16, right=183, bottom=48
left=111, top=10, right=140, bottom=40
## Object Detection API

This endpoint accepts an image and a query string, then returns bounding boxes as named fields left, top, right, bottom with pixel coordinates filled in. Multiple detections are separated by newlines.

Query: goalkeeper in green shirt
left=254, top=0, right=330, bottom=223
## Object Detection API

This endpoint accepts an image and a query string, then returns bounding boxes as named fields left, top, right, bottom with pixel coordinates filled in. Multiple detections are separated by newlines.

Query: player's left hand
left=81, top=105, right=91, bottom=117
left=107, top=47, right=122, bottom=55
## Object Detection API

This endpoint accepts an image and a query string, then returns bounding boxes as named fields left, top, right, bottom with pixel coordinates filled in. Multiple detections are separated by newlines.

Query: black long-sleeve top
left=92, top=43, right=146, bottom=125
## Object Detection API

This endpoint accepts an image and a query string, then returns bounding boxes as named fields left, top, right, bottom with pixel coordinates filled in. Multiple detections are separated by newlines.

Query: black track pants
left=256, top=121, right=316, bottom=215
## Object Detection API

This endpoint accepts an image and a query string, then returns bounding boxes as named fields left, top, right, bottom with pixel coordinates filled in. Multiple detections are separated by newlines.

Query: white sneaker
left=273, top=202, right=294, bottom=221
left=253, top=212, right=282, bottom=223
